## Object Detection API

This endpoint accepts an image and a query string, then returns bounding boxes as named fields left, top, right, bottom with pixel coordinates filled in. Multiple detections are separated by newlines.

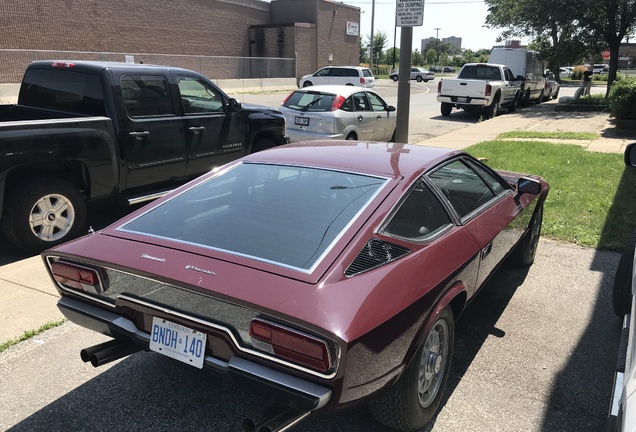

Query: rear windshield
left=458, top=65, right=502, bottom=81
left=19, top=68, right=106, bottom=116
left=362, top=69, right=374, bottom=78
left=120, top=163, right=387, bottom=270
left=282, top=91, right=337, bottom=112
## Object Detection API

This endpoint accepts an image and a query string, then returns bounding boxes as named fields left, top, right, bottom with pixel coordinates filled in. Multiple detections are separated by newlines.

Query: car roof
left=242, top=141, right=462, bottom=179
left=291, top=85, right=377, bottom=96
left=27, top=60, right=195, bottom=74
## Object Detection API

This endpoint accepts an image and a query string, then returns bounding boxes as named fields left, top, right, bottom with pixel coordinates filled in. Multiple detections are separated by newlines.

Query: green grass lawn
left=466, top=140, right=636, bottom=251
left=497, top=131, right=599, bottom=140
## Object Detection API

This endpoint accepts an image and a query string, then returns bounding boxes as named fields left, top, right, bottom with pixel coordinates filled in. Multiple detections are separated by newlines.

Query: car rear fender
left=406, top=281, right=467, bottom=362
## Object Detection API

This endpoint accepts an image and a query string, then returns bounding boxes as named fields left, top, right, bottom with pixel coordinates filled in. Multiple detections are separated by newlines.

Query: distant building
left=421, top=37, right=437, bottom=53
left=442, top=36, right=462, bottom=50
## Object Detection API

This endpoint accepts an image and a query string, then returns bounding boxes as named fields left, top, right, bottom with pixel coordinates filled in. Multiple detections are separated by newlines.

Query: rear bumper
left=286, top=129, right=344, bottom=142
left=437, top=95, right=489, bottom=107
left=57, top=296, right=332, bottom=412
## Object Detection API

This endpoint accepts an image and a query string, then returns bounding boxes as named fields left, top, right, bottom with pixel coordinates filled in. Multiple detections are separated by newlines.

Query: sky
left=345, top=0, right=530, bottom=52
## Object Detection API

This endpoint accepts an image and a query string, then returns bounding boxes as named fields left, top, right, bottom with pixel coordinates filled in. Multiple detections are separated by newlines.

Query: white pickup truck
left=436, top=63, right=521, bottom=118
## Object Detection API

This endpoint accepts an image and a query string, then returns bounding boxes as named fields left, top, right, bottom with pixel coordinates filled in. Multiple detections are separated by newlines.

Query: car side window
left=465, top=159, right=509, bottom=196
left=384, top=181, right=453, bottom=240
left=353, top=92, right=370, bottom=111
left=121, top=75, right=174, bottom=117
left=315, top=68, right=331, bottom=77
left=177, top=76, right=224, bottom=114
left=340, top=96, right=354, bottom=112
left=344, top=68, right=358, bottom=77
left=367, top=92, right=387, bottom=112
left=428, top=159, right=497, bottom=219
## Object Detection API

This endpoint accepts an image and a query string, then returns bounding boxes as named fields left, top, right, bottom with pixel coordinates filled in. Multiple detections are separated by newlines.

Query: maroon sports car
left=43, top=142, right=549, bottom=432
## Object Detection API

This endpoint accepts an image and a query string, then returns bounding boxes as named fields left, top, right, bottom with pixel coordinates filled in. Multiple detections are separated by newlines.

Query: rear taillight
left=281, top=92, right=294, bottom=106
left=331, top=95, right=346, bottom=111
left=250, top=318, right=332, bottom=372
left=437, top=81, right=442, bottom=93
left=51, top=62, right=75, bottom=68
left=360, top=77, right=365, bottom=84
left=51, top=261, right=102, bottom=293
left=485, top=84, right=492, bottom=96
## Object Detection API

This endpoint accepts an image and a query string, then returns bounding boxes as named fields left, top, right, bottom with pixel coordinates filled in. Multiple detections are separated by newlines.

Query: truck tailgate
left=439, top=79, right=488, bottom=97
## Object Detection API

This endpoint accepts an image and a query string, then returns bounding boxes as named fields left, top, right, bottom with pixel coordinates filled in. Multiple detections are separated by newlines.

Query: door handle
left=357, top=115, right=363, bottom=121
left=129, top=131, right=149, bottom=138
left=376, top=115, right=382, bottom=120
left=189, top=126, right=205, bottom=133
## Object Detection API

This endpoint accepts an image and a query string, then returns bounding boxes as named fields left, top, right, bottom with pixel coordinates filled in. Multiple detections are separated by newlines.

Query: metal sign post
left=394, top=0, right=424, bottom=144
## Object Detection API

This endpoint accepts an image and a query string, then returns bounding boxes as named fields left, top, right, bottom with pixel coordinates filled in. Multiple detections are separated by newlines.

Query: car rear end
left=359, top=68, right=375, bottom=88
left=278, top=87, right=352, bottom=141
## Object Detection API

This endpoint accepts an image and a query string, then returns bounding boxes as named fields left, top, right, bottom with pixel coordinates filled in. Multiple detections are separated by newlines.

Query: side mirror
left=625, top=142, right=636, bottom=168
left=228, top=98, right=242, bottom=112
left=387, top=105, right=396, bottom=112
left=517, top=177, right=542, bottom=195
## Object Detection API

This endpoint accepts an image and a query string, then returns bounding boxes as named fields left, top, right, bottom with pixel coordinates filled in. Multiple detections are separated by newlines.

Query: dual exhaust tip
left=80, top=340, right=312, bottom=432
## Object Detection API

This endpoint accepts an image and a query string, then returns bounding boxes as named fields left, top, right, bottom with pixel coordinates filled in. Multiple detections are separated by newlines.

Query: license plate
left=457, top=97, right=467, bottom=103
left=150, top=317, right=207, bottom=369
left=295, top=116, right=309, bottom=126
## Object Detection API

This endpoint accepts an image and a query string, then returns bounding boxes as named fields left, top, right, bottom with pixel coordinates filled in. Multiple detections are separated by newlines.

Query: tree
left=425, top=48, right=437, bottom=66
left=412, top=49, right=424, bottom=67
left=386, top=47, right=400, bottom=68
left=580, top=0, right=636, bottom=88
left=366, top=30, right=389, bottom=66
left=359, top=40, right=368, bottom=64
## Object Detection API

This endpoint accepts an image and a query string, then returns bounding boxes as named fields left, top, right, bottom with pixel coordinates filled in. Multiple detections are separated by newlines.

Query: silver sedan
left=279, top=85, right=397, bottom=142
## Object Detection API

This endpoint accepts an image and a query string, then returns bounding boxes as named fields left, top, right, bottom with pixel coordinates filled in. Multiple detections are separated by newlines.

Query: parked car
left=429, top=66, right=443, bottom=73
left=0, top=60, right=289, bottom=253
left=559, top=67, right=573, bottom=78
left=44, top=142, right=549, bottom=432
left=543, top=71, right=560, bottom=101
left=279, top=85, right=396, bottom=142
left=443, top=66, right=456, bottom=73
left=299, top=66, right=375, bottom=88
left=594, top=64, right=610, bottom=74
left=389, top=67, right=435, bottom=82
left=609, top=143, right=636, bottom=431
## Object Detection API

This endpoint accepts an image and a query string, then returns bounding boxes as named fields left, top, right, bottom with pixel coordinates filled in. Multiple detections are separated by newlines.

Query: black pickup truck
left=0, top=60, right=289, bottom=253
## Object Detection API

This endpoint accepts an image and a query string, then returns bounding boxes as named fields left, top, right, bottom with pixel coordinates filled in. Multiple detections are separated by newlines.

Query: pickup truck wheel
left=440, top=103, right=452, bottom=117
left=370, top=307, right=454, bottom=431
left=510, top=203, right=543, bottom=266
left=613, top=231, right=636, bottom=317
left=251, top=138, right=276, bottom=153
left=1, top=178, right=87, bottom=254
left=484, top=94, right=500, bottom=119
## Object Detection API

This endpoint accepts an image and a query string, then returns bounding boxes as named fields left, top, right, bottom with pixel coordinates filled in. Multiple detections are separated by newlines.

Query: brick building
left=0, top=0, right=360, bottom=82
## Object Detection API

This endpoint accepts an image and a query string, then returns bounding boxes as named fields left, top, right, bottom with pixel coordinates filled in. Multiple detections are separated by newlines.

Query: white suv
left=299, top=66, right=375, bottom=88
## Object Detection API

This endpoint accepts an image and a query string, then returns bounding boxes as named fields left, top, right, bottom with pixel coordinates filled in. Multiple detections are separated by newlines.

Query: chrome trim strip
left=127, top=190, right=173, bottom=205
left=118, top=294, right=338, bottom=380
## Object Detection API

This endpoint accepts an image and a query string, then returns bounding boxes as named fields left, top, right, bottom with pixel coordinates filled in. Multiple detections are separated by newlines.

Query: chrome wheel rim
left=29, top=193, right=75, bottom=241
left=418, top=318, right=449, bottom=408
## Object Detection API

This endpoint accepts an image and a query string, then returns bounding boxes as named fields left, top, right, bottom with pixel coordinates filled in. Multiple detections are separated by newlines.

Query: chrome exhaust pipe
left=80, top=339, right=141, bottom=367
left=243, top=403, right=310, bottom=432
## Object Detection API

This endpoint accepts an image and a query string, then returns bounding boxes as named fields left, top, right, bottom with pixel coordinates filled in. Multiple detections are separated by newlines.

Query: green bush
left=608, top=77, right=636, bottom=119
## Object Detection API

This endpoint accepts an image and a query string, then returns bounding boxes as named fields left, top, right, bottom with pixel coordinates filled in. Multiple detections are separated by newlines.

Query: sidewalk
left=2, top=101, right=635, bottom=345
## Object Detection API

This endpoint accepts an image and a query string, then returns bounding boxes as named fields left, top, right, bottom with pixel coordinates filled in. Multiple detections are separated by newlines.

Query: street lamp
left=434, top=27, right=441, bottom=67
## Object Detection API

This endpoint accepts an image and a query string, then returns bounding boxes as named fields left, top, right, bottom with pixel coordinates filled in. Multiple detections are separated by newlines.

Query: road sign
left=602, top=49, right=610, bottom=59
left=396, top=0, right=424, bottom=27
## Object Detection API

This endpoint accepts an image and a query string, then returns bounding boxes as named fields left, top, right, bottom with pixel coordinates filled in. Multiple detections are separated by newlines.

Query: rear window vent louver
left=345, top=239, right=411, bottom=277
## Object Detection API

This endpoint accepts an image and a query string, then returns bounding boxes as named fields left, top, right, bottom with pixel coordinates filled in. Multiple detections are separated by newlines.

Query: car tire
left=370, top=307, right=454, bottom=432
left=612, top=231, right=636, bottom=317
left=510, top=203, right=543, bottom=266
left=520, top=90, right=530, bottom=108
left=1, top=177, right=87, bottom=254
left=416, top=76, right=423, bottom=82
left=392, top=75, right=399, bottom=82
left=507, top=92, right=519, bottom=113
left=440, top=102, right=452, bottom=117
left=345, top=132, right=357, bottom=140
left=302, top=81, right=313, bottom=87
left=552, top=89, right=560, bottom=100
left=536, top=89, right=544, bottom=104
left=484, top=94, right=500, bottom=119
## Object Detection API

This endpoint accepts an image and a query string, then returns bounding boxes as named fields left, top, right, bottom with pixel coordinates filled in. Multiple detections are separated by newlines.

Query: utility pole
left=369, top=0, right=375, bottom=72
left=434, top=27, right=441, bottom=67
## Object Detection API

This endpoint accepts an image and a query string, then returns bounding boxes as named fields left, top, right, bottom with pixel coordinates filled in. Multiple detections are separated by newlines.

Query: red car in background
left=43, top=142, right=549, bottom=432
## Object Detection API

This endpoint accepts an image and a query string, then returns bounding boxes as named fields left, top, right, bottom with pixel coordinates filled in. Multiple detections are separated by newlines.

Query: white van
left=299, top=66, right=375, bottom=89
left=488, top=47, right=546, bottom=106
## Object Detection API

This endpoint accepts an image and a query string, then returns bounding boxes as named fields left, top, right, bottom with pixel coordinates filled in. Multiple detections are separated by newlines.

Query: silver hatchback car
left=279, top=85, right=397, bottom=142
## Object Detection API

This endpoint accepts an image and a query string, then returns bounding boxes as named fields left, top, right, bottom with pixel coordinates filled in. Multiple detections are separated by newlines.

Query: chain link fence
left=0, top=49, right=296, bottom=83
